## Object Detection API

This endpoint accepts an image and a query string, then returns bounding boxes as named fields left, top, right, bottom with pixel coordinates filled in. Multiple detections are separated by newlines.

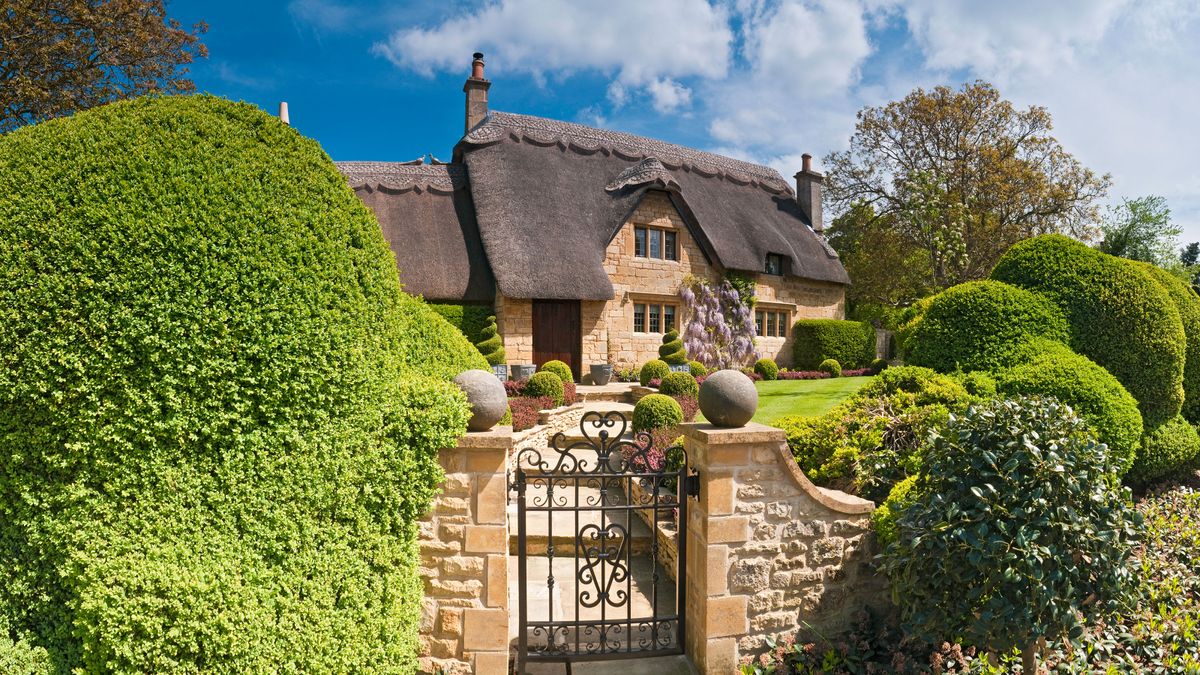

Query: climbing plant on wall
left=679, top=276, right=757, bottom=370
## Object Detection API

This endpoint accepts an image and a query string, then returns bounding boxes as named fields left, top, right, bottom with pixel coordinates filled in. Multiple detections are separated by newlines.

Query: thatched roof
left=336, top=161, right=495, bottom=303
left=456, top=111, right=849, bottom=300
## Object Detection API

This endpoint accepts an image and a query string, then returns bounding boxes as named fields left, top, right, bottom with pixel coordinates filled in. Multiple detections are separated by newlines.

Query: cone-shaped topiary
left=0, top=95, right=487, bottom=673
left=659, top=329, right=687, bottom=365
left=476, top=315, right=506, bottom=366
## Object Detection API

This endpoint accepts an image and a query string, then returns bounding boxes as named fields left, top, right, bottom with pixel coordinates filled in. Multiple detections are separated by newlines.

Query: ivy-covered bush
left=792, top=319, right=875, bottom=370
left=658, top=372, right=699, bottom=397
left=991, top=234, right=1186, bottom=428
left=688, top=361, right=708, bottom=378
left=539, top=359, right=574, bottom=384
left=994, top=339, right=1143, bottom=475
left=1128, top=415, right=1200, bottom=487
left=524, top=371, right=565, bottom=407
left=1138, top=262, right=1200, bottom=424
left=870, top=475, right=919, bottom=548
left=633, top=394, right=684, bottom=432
left=881, top=397, right=1141, bottom=671
left=905, top=280, right=1070, bottom=373
left=0, top=95, right=485, bottom=673
left=753, top=358, right=779, bottom=381
left=658, top=329, right=687, bottom=365
left=818, top=358, right=842, bottom=377
left=639, top=359, right=670, bottom=386
left=475, top=315, right=506, bottom=366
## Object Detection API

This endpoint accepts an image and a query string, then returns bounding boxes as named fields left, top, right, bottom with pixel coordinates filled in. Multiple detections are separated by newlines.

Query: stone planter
left=510, top=364, right=536, bottom=380
left=491, top=364, right=508, bottom=380
left=590, top=363, right=613, bottom=385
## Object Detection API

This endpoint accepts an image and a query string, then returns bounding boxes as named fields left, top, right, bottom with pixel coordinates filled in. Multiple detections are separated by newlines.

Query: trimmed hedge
left=1129, top=415, right=1200, bottom=487
left=639, top=359, right=670, bottom=386
left=539, top=359, right=574, bottom=384
left=1136, top=262, right=1200, bottom=425
left=659, top=329, right=687, bottom=365
left=688, top=361, right=708, bottom=378
left=525, top=371, right=565, bottom=407
left=429, top=303, right=493, bottom=345
left=994, top=340, right=1143, bottom=475
left=992, top=234, right=1185, bottom=428
left=0, top=95, right=484, bottom=673
left=905, top=280, right=1070, bottom=373
left=819, top=359, right=842, bottom=377
left=754, top=358, right=779, bottom=381
left=792, top=319, right=875, bottom=370
left=475, top=315, right=506, bottom=366
left=633, top=394, right=684, bottom=432
left=659, top=372, right=699, bottom=397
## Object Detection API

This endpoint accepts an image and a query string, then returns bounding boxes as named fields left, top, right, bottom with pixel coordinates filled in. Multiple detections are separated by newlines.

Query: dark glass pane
left=778, top=313, right=787, bottom=338
left=649, top=229, right=662, bottom=259
left=755, top=311, right=763, bottom=336
left=665, top=231, right=677, bottom=260
left=635, top=227, right=647, bottom=257
left=767, top=311, right=777, bottom=337
left=766, top=254, right=782, bottom=275
left=649, top=304, right=661, bottom=333
left=634, top=303, right=645, bottom=332
left=664, top=305, right=676, bottom=333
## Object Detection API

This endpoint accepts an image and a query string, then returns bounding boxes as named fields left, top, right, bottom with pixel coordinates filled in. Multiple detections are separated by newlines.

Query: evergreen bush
left=658, top=329, right=687, bottom=365
left=639, top=359, right=670, bottom=386
left=688, top=361, right=708, bottom=378
left=1137, top=262, right=1200, bottom=424
left=524, top=372, right=565, bottom=407
left=659, top=372, right=699, bottom=397
left=870, top=358, right=889, bottom=374
left=475, top=315, right=506, bottom=366
left=792, top=319, right=875, bottom=369
left=753, top=358, right=779, bottom=381
left=633, top=394, right=684, bottom=432
left=818, top=359, right=842, bottom=377
left=1129, top=415, right=1200, bottom=487
left=0, top=95, right=485, bottom=673
left=539, top=359, right=574, bottom=384
left=871, top=475, right=919, bottom=548
left=429, top=303, right=493, bottom=344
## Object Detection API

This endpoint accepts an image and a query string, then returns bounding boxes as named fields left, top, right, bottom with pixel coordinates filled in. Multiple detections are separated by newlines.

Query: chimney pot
left=463, top=51, right=491, bottom=134
left=801, top=153, right=812, bottom=173
left=470, top=52, right=486, bottom=81
left=278, top=101, right=289, bottom=126
left=794, top=153, right=824, bottom=233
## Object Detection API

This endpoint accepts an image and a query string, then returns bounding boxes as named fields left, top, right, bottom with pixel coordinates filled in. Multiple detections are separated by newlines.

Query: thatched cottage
left=337, top=54, right=849, bottom=381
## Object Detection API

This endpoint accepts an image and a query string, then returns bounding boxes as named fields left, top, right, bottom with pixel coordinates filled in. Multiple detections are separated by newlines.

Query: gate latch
left=684, top=471, right=701, bottom=498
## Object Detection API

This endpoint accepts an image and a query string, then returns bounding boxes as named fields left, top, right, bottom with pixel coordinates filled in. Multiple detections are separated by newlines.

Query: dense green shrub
left=428, top=303, right=493, bottom=344
left=639, top=359, right=670, bottom=386
left=475, top=315, right=506, bottom=366
left=894, top=295, right=935, bottom=359
left=870, top=358, right=889, bottom=373
left=658, top=372, right=699, bottom=397
left=753, top=358, right=779, bottom=380
left=818, top=359, right=842, bottom=377
left=948, top=370, right=997, bottom=399
left=539, top=359, right=574, bottom=384
left=992, top=234, right=1185, bottom=427
left=856, top=366, right=972, bottom=406
left=791, top=319, right=875, bottom=369
left=880, top=398, right=1141, bottom=669
left=905, top=280, right=1070, bottom=373
left=871, top=475, right=919, bottom=548
left=1138, top=262, right=1200, bottom=424
left=688, top=361, right=708, bottom=378
left=1128, top=415, right=1200, bottom=486
left=0, top=95, right=485, bottom=673
left=524, top=371, right=565, bottom=406
left=658, top=329, right=687, bottom=365
left=994, top=339, right=1143, bottom=474
left=633, top=394, right=684, bottom=432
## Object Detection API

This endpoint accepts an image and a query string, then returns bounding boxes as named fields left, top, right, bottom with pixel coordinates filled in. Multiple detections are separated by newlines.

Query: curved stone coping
left=457, top=425, right=514, bottom=449
left=681, top=422, right=874, bottom=515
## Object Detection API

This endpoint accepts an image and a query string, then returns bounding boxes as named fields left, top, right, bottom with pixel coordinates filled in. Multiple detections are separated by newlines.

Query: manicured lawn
left=697, top=376, right=873, bottom=425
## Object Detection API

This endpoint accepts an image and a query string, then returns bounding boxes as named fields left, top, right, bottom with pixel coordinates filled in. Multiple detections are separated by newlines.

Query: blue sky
left=171, top=0, right=1200, bottom=242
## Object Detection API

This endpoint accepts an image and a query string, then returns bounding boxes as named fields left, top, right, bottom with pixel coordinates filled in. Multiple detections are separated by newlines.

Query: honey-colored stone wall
left=495, top=294, right=532, bottom=365
left=417, top=429, right=513, bottom=675
left=680, top=422, right=887, bottom=673
left=752, top=274, right=846, bottom=367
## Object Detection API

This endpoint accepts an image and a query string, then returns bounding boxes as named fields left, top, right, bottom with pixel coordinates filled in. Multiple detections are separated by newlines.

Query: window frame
left=632, top=301, right=680, bottom=334
left=765, top=253, right=784, bottom=276
left=755, top=308, right=791, bottom=338
left=633, top=225, right=679, bottom=261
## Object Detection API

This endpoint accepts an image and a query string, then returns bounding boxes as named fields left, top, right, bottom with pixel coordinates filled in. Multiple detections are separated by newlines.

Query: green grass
left=697, top=376, right=873, bottom=425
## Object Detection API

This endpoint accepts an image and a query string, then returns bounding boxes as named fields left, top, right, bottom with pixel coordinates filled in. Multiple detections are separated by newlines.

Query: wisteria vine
left=679, top=276, right=757, bottom=370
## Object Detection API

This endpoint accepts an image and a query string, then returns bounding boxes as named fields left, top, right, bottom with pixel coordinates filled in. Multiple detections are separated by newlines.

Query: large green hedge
left=994, top=340, right=1143, bottom=475
left=428, top=303, right=493, bottom=345
left=905, top=280, right=1070, bottom=373
left=791, top=319, right=875, bottom=370
left=991, top=234, right=1186, bottom=428
left=1129, top=415, right=1200, bottom=487
left=0, top=95, right=485, bottom=673
left=1136, top=263, right=1200, bottom=425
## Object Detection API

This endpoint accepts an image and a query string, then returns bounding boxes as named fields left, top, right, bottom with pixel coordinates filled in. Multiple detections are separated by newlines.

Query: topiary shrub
left=870, top=358, right=889, bottom=374
left=659, top=372, right=699, bottom=397
left=475, top=314, right=506, bottom=366
left=658, top=329, right=687, bottom=365
left=539, top=359, right=574, bottom=384
left=994, top=339, right=1143, bottom=475
left=1137, top=262, right=1200, bottom=425
left=792, top=319, right=875, bottom=370
left=753, top=358, right=779, bottom=381
left=633, top=394, right=684, bottom=432
left=0, top=95, right=485, bottom=672
left=429, top=303, right=493, bottom=345
left=880, top=397, right=1141, bottom=673
left=639, top=359, right=670, bottom=386
left=688, top=361, right=708, bottom=378
left=1128, top=415, right=1200, bottom=487
left=871, top=475, right=919, bottom=548
left=992, top=234, right=1185, bottom=428
left=818, top=358, right=842, bottom=377
left=524, top=371, right=565, bottom=407
left=905, top=280, right=1070, bottom=373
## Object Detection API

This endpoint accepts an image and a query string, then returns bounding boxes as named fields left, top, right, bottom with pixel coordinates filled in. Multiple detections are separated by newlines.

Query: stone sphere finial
left=698, top=369, right=758, bottom=427
left=453, top=369, right=508, bottom=431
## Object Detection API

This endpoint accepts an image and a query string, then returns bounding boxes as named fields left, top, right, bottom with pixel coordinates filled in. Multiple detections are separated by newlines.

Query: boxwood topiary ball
left=454, top=369, right=508, bottom=431
left=699, top=370, right=758, bottom=427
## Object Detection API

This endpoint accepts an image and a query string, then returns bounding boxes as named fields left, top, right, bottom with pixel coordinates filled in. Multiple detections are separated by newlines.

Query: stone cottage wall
left=680, top=422, right=888, bottom=673
left=753, top=275, right=847, bottom=367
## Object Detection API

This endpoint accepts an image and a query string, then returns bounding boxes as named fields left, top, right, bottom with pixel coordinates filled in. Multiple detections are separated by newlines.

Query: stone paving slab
left=521, top=655, right=696, bottom=675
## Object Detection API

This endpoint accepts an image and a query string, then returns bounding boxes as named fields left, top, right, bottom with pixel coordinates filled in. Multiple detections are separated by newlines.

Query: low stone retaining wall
left=510, top=402, right=586, bottom=468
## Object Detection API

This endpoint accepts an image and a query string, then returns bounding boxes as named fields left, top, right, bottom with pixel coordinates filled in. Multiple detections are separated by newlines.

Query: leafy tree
left=825, top=81, right=1110, bottom=289
left=1182, top=242, right=1200, bottom=292
left=1098, top=196, right=1180, bottom=268
left=1, top=0, right=207, bottom=132
left=825, top=202, right=932, bottom=311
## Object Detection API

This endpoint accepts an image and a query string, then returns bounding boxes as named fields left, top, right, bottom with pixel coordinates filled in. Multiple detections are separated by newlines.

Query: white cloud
left=288, top=0, right=356, bottom=33
left=647, top=78, right=693, bottom=113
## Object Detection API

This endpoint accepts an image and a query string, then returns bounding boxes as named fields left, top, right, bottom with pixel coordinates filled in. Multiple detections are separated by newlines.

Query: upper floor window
left=635, top=226, right=678, bottom=261
left=765, top=253, right=784, bottom=276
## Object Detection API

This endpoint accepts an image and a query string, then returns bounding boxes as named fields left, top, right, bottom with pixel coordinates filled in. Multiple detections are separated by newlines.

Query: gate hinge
left=684, top=471, right=701, bottom=498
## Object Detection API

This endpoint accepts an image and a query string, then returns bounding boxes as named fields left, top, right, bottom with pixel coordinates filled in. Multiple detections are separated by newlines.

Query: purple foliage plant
left=679, top=276, right=757, bottom=370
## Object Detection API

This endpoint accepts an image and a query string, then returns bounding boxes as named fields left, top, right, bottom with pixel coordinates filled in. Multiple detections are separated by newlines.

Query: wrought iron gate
left=512, top=411, right=697, bottom=669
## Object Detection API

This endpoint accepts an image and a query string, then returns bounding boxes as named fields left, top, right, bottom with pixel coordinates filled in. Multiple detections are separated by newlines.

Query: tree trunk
left=1023, top=641, right=1038, bottom=673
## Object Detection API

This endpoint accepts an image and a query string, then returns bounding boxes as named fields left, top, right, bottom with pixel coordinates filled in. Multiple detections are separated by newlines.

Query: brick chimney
left=794, top=153, right=824, bottom=233
left=463, top=52, right=491, bottom=134
left=278, top=101, right=289, bottom=126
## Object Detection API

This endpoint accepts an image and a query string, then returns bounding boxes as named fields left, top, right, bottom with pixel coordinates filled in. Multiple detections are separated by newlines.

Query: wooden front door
left=532, top=300, right=581, bottom=381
